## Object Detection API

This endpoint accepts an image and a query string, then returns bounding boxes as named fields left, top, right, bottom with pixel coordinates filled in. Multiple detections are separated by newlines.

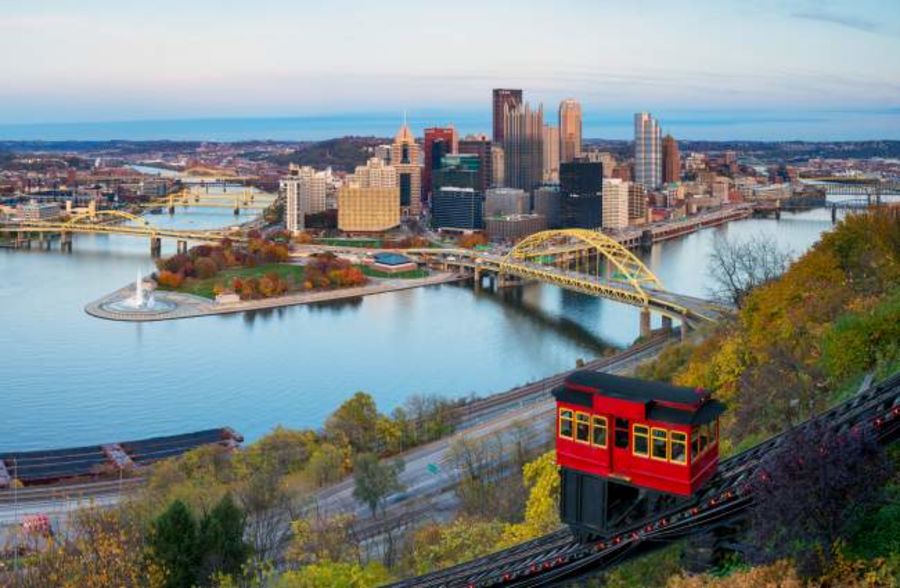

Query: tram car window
left=553, top=371, right=726, bottom=536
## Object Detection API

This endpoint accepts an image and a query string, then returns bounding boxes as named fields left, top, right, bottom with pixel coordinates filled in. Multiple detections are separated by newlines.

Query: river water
left=0, top=199, right=837, bottom=450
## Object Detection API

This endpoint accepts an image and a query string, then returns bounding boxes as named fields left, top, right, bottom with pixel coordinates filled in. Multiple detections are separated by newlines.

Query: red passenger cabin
left=554, top=371, right=725, bottom=536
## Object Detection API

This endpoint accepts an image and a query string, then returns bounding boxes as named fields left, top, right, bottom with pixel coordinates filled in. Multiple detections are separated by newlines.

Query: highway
left=0, top=335, right=672, bottom=550
left=306, top=335, right=673, bottom=540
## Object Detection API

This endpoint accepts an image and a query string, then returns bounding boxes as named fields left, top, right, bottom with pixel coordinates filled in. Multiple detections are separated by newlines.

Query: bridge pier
left=168, top=205, right=175, bottom=215
left=640, top=308, right=652, bottom=339
left=831, top=204, right=837, bottom=224
left=177, top=240, right=188, bottom=254
left=662, top=315, right=673, bottom=333
left=16, top=231, right=31, bottom=249
left=61, top=232, right=72, bottom=253
left=150, top=236, right=162, bottom=257
left=233, top=207, right=240, bottom=216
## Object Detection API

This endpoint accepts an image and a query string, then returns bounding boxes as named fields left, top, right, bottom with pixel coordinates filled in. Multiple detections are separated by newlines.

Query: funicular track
left=389, top=372, right=900, bottom=587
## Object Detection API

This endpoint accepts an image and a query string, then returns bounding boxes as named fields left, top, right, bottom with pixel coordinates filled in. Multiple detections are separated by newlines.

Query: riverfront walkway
left=85, top=272, right=466, bottom=322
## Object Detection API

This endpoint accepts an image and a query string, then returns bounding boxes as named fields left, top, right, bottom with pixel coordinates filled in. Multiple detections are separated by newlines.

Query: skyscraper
left=433, top=154, right=480, bottom=193
left=662, top=134, right=681, bottom=184
left=391, top=123, right=422, bottom=217
left=348, top=157, right=397, bottom=189
left=542, top=125, right=560, bottom=183
left=458, top=135, right=493, bottom=194
left=602, top=179, right=629, bottom=230
left=560, top=161, right=602, bottom=229
left=502, top=102, right=543, bottom=191
left=432, top=187, right=484, bottom=230
left=558, top=99, right=582, bottom=163
left=281, top=164, right=328, bottom=233
left=492, top=89, right=522, bottom=143
left=423, top=126, right=457, bottom=201
left=634, top=112, right=662, bottom=189
left=491, top=146, right=505, bottom=187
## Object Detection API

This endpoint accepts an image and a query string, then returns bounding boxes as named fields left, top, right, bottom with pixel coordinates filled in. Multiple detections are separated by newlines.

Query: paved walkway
left=85, top=272, right=465, bottom=322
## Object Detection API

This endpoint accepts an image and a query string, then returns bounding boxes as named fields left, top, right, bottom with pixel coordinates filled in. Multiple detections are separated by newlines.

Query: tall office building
left=433, top=154, right=480, bottom=193
left=492, top=89, right=522, bottom=143
left=502, top=102, right=544, bottom=191
left=491, top=146, right=505, bottom=187
left=281, top=164, right=328, bottom=233
left=432, top=187, right=484, bottom=230
left=373, top=144, right=392, bottom=163
left=602, top=179, right=629, bottom=230
left=485, top=188, right=529, bottom=217
left=558, top=99, right=582, bottom=163
left=338, top=186, right=400, bottom=232
left=458, top=135, right=492, bottom=194
left=627, top=182, right=648, bottom=224
left=542, top=125, right=560, bottom=183
left=391, top=123, right=422, bottom=217
left=662, top=134, right=680, bottom=184
left=423, top=127, right=458, bottom=200
left=560, top=161, right=603, bottom=196
left=348, top=157, right=397, bottom=188
left=533, top=185, right=562, bottom=228
left=634, top=112, right=662, bottom=189
left=560, top=161, right=602, bottom=229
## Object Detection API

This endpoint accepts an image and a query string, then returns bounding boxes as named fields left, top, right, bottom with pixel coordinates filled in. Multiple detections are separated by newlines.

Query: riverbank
left=84, top=271, right=466, bottom=322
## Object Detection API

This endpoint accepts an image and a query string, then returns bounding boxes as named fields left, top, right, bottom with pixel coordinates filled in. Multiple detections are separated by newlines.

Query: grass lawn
left=360, top=266, right=430, bottom=279
left=167, top=263, right=306, bottom=299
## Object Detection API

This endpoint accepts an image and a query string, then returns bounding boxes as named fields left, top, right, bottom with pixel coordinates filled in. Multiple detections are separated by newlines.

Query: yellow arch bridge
left=407, top=229, right=727, bottom=335
left=0, top=210, right=243, bottom=256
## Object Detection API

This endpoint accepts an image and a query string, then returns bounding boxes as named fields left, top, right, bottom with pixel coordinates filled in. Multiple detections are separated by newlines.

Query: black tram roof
left=555, top=371, right=726, bottom=426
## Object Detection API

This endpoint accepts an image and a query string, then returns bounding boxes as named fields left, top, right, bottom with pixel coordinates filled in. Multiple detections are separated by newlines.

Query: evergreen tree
left=198, top=493, right=251, bottom=580
left=151, top=499, right=200, bottom=588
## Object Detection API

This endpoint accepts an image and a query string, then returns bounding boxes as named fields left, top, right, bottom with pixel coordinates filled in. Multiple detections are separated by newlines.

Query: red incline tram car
left=554, top=371, right=726, bottom=536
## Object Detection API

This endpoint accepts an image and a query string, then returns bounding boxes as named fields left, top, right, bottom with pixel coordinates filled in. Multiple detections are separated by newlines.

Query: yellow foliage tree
left=276, top=561, right=390, bottom=588
left=500, top=450, right=561, bottom=547
left=18, top=507, right=165, bottom=588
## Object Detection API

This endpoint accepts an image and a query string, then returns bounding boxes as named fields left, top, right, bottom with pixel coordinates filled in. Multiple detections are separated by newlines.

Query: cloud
left=791, top=9, right=881, bottom=33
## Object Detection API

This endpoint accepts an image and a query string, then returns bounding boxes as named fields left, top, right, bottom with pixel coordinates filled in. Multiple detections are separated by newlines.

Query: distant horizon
left=1, top=107, right=899, bottom=143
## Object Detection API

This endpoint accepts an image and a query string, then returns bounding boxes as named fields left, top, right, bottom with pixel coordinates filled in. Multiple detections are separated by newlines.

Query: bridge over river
left=319, top=229, right=730, bottom=335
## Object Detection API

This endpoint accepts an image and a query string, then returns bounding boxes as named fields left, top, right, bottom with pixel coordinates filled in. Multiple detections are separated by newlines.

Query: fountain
left=126, top=269, right=155, bottom=309
left=99, top=268, right=176, bottom=315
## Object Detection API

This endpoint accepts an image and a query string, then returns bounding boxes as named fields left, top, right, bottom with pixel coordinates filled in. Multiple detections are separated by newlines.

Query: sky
left=1, top=0, right=899, bottom=139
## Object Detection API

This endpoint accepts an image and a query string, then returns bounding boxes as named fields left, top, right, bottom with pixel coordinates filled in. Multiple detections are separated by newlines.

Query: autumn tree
left=195, top=256, right=219, bottom=279
left=325, top=392, right=380, bottom=453
left=276, top=561, right=390, bottom=587
left=501, top=450, right=561, bottom=546
left=305, top=443, right=346, bottom=487
left=352, top=453, right=405, bottom=518
left=18, top=507, right=165, bottom=588
left=286, top=513, right=359, bottom=566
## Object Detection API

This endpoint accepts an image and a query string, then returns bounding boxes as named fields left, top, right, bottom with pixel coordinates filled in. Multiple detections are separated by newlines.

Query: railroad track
left=451, top=334, right=672, bottom=429
left=389, top=371, right=900, bottom=587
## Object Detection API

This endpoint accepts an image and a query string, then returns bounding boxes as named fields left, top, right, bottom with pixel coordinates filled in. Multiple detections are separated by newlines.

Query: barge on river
left=0, top=427, right=242, bottom=488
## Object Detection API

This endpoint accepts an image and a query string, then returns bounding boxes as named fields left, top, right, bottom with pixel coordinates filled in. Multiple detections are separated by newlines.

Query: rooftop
left=373, top=252, right=413, bottom=266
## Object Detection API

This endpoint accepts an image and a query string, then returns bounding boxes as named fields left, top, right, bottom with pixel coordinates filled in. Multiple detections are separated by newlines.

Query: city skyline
left=1, top=0, right=899, bottom=140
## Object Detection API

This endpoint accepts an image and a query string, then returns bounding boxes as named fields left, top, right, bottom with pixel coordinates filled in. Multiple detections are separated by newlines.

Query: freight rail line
left=389, top=371, right=900, bottom=587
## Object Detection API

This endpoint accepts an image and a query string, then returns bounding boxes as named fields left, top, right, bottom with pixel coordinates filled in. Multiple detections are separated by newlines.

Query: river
left=0, top=198, right=838, bottom=451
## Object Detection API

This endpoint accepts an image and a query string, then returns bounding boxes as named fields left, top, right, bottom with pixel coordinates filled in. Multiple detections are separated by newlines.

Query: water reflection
left=0, top=207, right=835, bottom=450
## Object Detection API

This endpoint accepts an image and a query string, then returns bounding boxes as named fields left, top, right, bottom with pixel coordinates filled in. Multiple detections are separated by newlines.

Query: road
left=307, top=335, right=672, bottom=540
left=0, top=335, right=671, bottom=549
